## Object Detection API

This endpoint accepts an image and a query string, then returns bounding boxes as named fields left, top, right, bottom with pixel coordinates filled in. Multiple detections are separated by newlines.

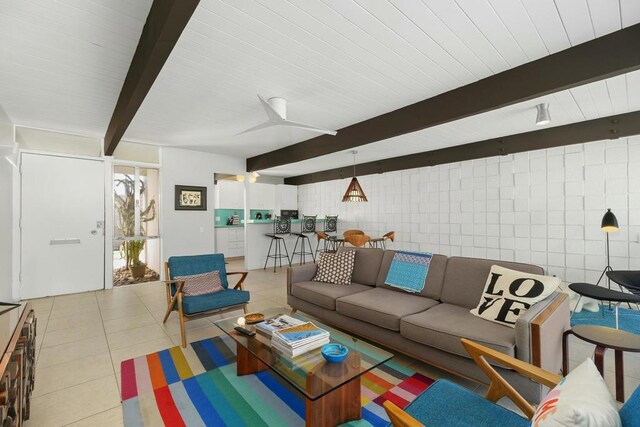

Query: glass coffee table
left=215, top=307, right=393, bottom=427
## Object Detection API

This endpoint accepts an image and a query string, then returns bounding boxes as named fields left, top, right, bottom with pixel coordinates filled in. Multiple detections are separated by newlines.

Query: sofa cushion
left=312, top=251, right=356, bottom=285
left=175, top=270, right=224, bottom=296
left=336, top=288, right=439, bottom=331
left=470, top=265, right=561, bottom=328
left=401, top=303, right=516, bottom=358
left=533, top=358, right=621, bottom=427
left=440, top=257, right=544, bottom=309
left=337, top=247, right=384, bottom=286
left=290, top=281, right=372, bottom=310
left=181, top=289, right=249, bottom=315
left=375, top=251, right=447, bottom=300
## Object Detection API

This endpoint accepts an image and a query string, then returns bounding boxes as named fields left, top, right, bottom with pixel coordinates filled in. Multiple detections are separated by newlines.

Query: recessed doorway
left=113, top=165, right=160, bottom=286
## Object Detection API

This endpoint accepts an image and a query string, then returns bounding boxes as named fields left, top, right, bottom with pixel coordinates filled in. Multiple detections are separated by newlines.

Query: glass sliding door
left=113, top=165, right=160, bottom=286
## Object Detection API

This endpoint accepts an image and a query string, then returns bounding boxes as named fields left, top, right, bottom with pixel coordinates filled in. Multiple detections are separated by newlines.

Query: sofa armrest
left=287, top=264, right=318, bottom=295
left=515, top=291, right=569, bottom=373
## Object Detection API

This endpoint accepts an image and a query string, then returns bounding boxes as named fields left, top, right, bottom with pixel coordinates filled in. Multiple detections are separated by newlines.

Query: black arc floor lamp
left=596, top=209, right=619, bottom=299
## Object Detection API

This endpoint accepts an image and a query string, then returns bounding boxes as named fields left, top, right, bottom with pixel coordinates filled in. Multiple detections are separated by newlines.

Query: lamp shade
left=601, top=208, right=619, bottom=232
left=342, top=177, right=368, bottom=202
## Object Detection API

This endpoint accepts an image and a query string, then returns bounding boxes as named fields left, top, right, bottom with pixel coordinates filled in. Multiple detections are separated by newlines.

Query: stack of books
left=255, top=315, right=305, bottom=336
left=271, top=322, right=330, bottom=358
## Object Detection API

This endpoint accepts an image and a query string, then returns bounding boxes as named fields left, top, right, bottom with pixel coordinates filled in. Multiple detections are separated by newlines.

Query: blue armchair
left=162, top=254, right=249, bottom=347
left=384, top=338, right=640, bottom=426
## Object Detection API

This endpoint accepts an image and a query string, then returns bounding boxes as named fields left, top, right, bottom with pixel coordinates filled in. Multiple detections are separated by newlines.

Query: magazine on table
left=271, top=322, right=330, bottom=348
left=255, top=314, right=305, bottom=336
left=272, top=336, right=331, bottom=358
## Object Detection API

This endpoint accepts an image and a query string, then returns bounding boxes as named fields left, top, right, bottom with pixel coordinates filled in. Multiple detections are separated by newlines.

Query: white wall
left=0, top=107, right=15, bottom=301
left=160, top=147, right=245, bottom=264
left=298, top=136, right=640, bottom=286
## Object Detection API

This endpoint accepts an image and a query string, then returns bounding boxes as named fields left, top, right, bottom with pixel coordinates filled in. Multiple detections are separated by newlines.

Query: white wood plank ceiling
left=0, top=0, right=153, bottom=137
left=260, top=69, right=640, bottom=177
left=1, top=0, right=639, bottom=172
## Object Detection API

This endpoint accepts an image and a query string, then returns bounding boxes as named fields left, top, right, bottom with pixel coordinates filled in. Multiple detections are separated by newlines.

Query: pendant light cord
left=352, top=151, right=356, bottom=178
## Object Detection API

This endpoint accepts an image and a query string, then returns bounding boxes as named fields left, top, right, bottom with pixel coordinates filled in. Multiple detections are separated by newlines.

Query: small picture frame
left=175, top=185, right=207, bottom=211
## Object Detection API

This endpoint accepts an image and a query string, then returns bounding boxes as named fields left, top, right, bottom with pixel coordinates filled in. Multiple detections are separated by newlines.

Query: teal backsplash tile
left=215, top=209, right=244, bottom=226
left=250, top=209, right=273, bottom=220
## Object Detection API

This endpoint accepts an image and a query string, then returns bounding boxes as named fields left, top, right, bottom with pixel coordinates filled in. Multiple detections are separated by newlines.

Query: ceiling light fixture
left=248, top=171, right=260, bottom=183
left=342, top=150, right=368, bottom=202
left=236, top=175, right=245, bottom=183
left=535, top=103, right=551, bottom=126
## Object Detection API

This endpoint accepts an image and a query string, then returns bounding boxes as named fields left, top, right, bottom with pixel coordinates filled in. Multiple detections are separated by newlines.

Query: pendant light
left=342, top=150, right=368, bottom=202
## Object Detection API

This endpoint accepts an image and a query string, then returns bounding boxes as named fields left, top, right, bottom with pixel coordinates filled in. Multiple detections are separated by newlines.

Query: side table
left=563, top=325, right=640, bottom=402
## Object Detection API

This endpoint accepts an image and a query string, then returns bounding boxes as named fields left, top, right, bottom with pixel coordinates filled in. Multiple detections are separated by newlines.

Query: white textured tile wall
left=298, top=136, right=640, bottom=284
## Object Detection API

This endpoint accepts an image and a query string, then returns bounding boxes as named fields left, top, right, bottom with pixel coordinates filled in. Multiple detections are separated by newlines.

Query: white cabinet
left=215, top=227, right=244, bottom=258
left=215, top=180, right=244, bottom=209
left=276, top=184, right=298, bottom=211
left=227, top=227, right=244, bottom=257
left=248, top=183, right=275, bottom=210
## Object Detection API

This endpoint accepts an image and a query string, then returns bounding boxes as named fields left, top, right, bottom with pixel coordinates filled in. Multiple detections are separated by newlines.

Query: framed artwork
left=175, top=185, right=207, bottom=211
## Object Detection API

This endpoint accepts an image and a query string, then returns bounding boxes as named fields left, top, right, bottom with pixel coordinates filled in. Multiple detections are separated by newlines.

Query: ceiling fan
left=238, top=95, right=337, bottom=136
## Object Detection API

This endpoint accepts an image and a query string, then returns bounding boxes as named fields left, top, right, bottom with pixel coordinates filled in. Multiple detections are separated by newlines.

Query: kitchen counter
left=214, top=224, right=244, bottom=228
left=246, top=218, right=326, bottom=224
left=245, top=219, right=337, bottom=270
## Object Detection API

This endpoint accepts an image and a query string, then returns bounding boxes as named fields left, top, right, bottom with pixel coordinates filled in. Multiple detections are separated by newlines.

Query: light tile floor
left=24, top=259, right=640, bottom=426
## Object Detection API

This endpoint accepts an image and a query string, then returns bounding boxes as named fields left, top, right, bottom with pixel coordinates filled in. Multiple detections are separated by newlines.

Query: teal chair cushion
left=399, top=380, right=530, bottom=427
left=621, top=385, right=640, bottom=427
left=168, top=254, right=229, bottom=289
left=181, top=289, right=249, bottom=315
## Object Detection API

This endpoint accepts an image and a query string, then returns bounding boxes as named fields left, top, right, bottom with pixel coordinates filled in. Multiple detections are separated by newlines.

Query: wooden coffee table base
left=236, top=344, right=269, bottom=376
left=236, top=343, right=362, bottom=426
left=305, top=374, right=361, bottom=427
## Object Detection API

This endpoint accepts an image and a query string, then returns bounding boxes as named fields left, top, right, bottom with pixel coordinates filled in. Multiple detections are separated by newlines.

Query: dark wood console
left=0, top=303, right=36, bottom=426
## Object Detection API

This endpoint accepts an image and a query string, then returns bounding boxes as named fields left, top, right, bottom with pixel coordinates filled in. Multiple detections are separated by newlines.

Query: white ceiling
left=0, top=0, right=153, bottom=136
left=262, top=69, right=640, bottom=177
left=1, top=0, right=640, bottom=175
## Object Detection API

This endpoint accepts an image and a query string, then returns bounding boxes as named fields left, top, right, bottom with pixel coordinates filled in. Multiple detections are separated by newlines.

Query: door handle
left=50, top=238, right=81, bottom=245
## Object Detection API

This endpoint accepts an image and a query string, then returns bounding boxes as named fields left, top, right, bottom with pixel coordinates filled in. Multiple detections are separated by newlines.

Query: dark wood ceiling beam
left=284, top=110, right=640, bottom=185
left=104, top=0, right=200, bottom=156
left=250, top=23, right=640, bottom=172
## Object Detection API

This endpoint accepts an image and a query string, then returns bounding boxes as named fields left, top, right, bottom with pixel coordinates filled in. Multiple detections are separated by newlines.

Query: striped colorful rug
left=121, top=335, right=433, bottom=426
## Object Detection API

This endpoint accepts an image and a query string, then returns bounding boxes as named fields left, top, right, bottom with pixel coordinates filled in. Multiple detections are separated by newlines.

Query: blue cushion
left=399, top=380, right=530, bottom=427
left=168, top=254, right=229, bottom=289
left=621, top=386, right=640, bottom=427
left=181, top=289, right=249, bottom=315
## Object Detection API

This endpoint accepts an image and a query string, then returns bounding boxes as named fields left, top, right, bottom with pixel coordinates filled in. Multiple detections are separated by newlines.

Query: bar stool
left=291, top=215, right=317, bottom=265
left=324, top=215, right=338, bottom=236
left=263, top=216, right=291, bottom=272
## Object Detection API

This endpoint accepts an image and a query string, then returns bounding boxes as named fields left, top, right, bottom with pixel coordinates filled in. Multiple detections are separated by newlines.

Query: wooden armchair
left=384, top=338, right=640, bottom=426
left=163, top=253, right=249, bottom=347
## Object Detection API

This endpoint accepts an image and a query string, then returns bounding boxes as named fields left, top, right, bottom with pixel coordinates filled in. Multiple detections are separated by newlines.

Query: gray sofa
left=287, top=247, right=570, bottom=403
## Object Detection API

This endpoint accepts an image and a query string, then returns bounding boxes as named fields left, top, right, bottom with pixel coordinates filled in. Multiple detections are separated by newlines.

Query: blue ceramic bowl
left=321, top=343, right=349, bottom=363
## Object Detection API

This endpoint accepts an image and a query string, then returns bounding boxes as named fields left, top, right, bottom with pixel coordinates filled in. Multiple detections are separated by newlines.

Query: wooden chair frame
left=162, top=262, right=248, bottom=347
left=384, top=338, right=563, bottom=426
left=344, top=234, right=371, bottom=247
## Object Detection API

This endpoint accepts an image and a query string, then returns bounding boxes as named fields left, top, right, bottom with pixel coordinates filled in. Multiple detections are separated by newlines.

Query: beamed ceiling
left=1, top=0, right=640, bottom=178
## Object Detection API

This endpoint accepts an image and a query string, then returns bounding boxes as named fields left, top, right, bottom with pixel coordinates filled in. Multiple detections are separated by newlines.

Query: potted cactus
left=114, top=174, right=156, bottom=279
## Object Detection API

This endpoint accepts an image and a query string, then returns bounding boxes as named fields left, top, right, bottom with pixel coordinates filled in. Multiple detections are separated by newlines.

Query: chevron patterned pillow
left=174, top=270, right=224, bottom=296
left=312, top=251, right=356, bottom=285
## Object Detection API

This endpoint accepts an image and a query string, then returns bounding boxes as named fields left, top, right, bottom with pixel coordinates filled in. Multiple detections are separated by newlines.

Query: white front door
left=21, top=153, right=105, bottom=299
